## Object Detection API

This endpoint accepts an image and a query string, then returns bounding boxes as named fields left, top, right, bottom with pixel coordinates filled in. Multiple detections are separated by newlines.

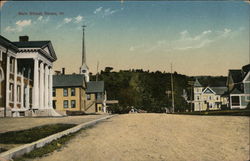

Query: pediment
left=41, top=42, right=57, bottom=61
left=203, top=87, right=215, bottom=94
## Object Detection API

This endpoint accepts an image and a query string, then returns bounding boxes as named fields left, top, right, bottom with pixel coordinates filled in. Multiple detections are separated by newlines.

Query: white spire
left=79, top=25, right=89, bottom=82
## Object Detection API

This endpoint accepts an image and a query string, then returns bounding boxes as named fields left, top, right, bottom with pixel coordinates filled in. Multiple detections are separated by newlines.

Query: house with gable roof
left=227, top=64, right=250, bottom=109
left=193, top=79, right=228, bottom=111
left=0, top=35, right=59, bottom=117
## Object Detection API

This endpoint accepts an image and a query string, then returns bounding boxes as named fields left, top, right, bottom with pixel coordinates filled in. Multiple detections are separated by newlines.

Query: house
left=227, top=64, right=250, bottom=109
left=193, top=79, right=228, bottom=111
left=0, top=35, right=59, bottom=117
left=52, top=74, right=94, bottom=114
left=86, top=81, right=107, bottom=113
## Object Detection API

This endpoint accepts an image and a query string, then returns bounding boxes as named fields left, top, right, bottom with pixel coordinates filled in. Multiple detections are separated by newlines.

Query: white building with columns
left=0, top=35, right=60, bottom=117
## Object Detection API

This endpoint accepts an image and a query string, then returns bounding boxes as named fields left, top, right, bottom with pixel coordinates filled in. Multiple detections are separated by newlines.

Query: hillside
left=91, top=67, right=227, bottom=113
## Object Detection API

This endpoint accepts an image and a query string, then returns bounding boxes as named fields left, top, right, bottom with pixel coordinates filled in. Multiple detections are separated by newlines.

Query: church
left=0, top=35, right=59, bottom=117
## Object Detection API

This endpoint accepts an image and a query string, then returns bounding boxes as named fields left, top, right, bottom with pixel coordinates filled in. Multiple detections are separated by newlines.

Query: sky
left=0, top=1, right=249, bottom=76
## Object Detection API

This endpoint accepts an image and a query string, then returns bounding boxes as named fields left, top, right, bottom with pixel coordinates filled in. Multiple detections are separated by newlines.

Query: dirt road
left=34, top=114, right=249, bottom=161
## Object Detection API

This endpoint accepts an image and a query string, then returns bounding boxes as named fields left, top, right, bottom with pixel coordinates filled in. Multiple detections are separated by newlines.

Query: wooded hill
left=90, top=67, right=227, bottom=113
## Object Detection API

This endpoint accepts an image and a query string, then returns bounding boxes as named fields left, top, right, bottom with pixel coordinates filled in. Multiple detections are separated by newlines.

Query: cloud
left=74, top=15, right=83, bottom=23
left=93, top=7, right=117, bottom=17
left=174, top=29, right=213, bottom=50
left=57, top=15, right=84, bottom=28
left=94, top=7, right=103, bottom=14
left=5, top=19, right=32, bottom=32
left=103, top=8, right=117, bottom=16
left=129, top=44, right=145, bottom=52
left=64, top=18, right=72, bottom=23
left=141, top=27, right=241, bottom=53
left=16, top=19, right=32, bottom=27
left=37, top=16, right=43, bottom=21
left=5, top=26, right=20, bottom=32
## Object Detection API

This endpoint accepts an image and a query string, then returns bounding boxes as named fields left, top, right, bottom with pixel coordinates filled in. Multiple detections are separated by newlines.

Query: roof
left=194, top=79, right=202, bottom=87
left=230, top=87, right=243, bottom=94
left=53, top=74, right=85, bottom=88
left=242, top=64, right=250, bottom=73
left=13, top=40, right=57, bottom=62
left=0, top=35, right=19, bottom=52
left=86, top=81, right=104, bottom=93
left=13, top=41, right=50, bottom=48
left=210, top=87, right=227, bottom=95
left=229, top=70, right=242, bottom=84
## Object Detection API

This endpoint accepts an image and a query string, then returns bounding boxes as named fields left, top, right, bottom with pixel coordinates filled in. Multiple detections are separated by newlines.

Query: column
left=32, top=58, right=39, bottom=109
left=26, top=69, right=31, bottom=109
left=14, top=59, right=17, bottom=108
left=20, top=69, right=24, bottom=108
left=49, top=68, right=53, bottom=108
left=39, top=62, right=44, bottom=109
left=44, top=65, right=49, bottom=109
left=5, top=55, right=10, bottom=109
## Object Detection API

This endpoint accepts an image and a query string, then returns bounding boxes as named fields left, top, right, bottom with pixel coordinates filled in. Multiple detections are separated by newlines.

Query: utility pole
left=171, top=63, right=175, bottom=113
left=188, top=80, right=195, bottom=112
left=96, top=61, right=99, bottom=81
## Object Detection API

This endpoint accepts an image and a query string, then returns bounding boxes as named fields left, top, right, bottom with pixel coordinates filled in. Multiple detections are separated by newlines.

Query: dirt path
left=33, top=114, right=249, bottom=161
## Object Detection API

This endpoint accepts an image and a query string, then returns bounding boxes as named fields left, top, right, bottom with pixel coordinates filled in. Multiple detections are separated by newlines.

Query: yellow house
left=53, top=74, right=96, bottom=114
left=86, top=81, right=106, bottom=113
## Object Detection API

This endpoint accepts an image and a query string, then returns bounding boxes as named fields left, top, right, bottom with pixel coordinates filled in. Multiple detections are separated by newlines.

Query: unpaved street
left=34, top=114, right=249, bottom=161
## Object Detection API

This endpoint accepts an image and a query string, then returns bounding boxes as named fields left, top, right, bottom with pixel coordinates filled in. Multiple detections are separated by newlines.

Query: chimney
left=62, top=68, right=65, bottom=75
left=19, top=36, right=29, bottom=42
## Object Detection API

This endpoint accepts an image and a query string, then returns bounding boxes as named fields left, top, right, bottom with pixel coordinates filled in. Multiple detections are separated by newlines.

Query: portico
left=0, top=35, right=59, bottom=117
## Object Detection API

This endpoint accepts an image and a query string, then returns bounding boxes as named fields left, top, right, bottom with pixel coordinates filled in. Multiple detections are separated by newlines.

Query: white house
left=193, top=79, right=228, bottom=111
left=227, top=64, right=250, bottom=109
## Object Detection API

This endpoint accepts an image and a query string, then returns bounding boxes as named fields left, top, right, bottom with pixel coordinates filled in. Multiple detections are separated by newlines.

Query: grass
left=0, top=124, right=76, bottom=144
left=14, top=133, right=75, bottom=161
left=176, top=109, right=250, bottom=116
left=13, top=125, right=94, bottom=161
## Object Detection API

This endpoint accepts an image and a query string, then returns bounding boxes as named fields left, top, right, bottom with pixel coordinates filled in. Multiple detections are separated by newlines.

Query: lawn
left=0, top=124, right=76, bottom=144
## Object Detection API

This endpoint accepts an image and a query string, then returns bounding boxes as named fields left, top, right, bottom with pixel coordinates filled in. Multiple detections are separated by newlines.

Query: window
left=87, top=94, right=91, bottom=100
left=63, top=100, right=68, bottom=108
left=209, top=96, right=212, bottom=100
left=71, top=88, right=75, bottom=96
left=246, top=96, right=250, bottom=102
left=9, top=84, right=14, bottom=102
left=63, top=88, right=68, bottom=97
left=53, top=100, right=56, bottom=109
left=53, top=88, right=56, bottom=97
left=97, top=93, right=102, bottom=100
left=71, top=100, right=76, bottom=108
left=17, top=85, right=21, bottom=102
left=197, top=96, right=200, bottom=100
left=10, top=58, right=15, bottom=73
left=231, top=96, right=240, bottom=106
left=216, top=96, right=219, bottom=101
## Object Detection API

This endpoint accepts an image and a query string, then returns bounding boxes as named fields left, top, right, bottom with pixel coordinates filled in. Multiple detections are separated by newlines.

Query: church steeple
left=79, top=25, right=89, bottom=82
left=82, top=25, right=86, bottom=65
